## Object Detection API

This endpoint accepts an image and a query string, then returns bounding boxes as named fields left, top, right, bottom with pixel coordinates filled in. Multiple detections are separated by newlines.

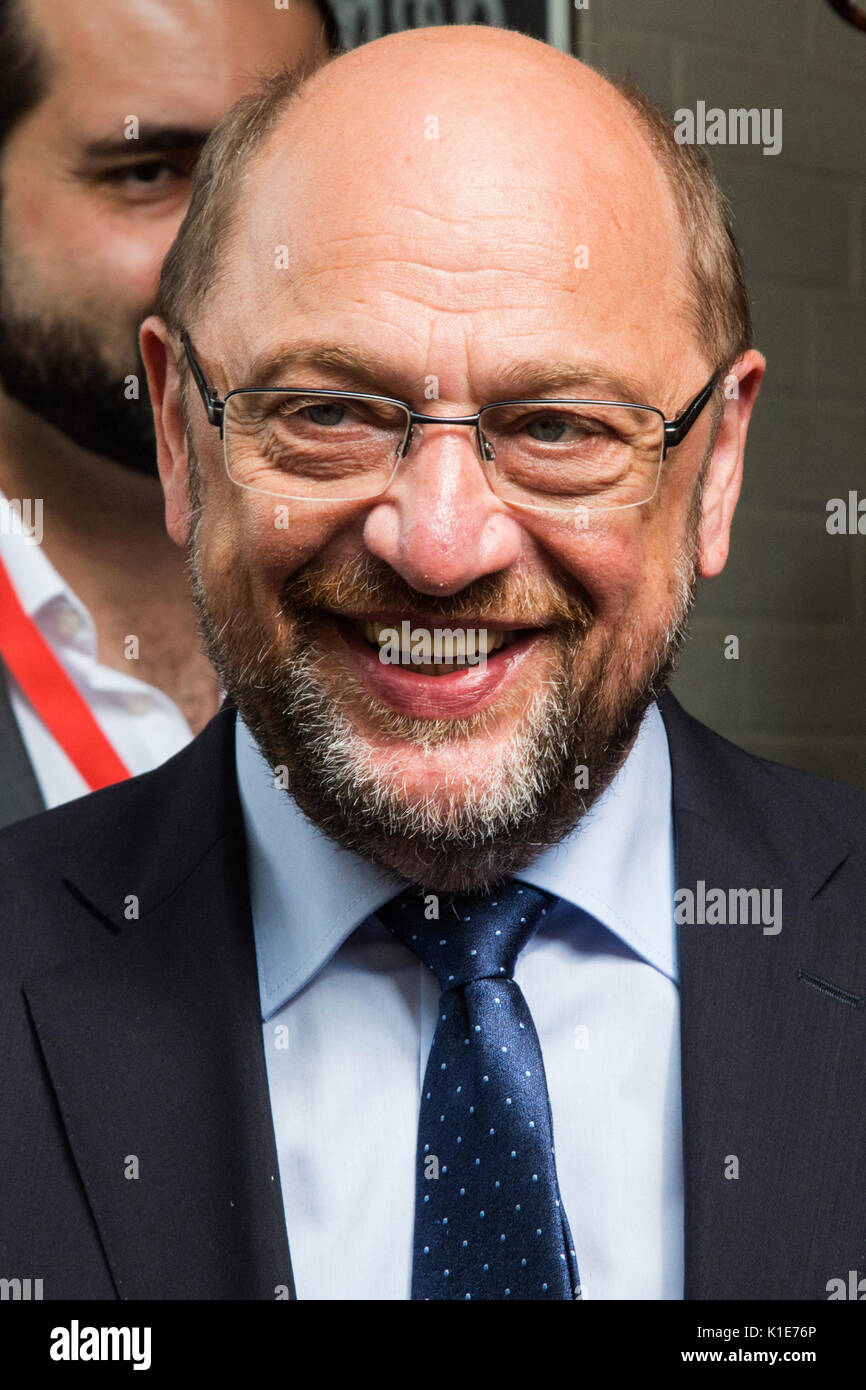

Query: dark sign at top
left=332, top=0, right=558, bottom=48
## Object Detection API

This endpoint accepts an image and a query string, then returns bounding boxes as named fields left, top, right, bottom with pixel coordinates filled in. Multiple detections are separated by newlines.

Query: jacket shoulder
left=660, top=690, right=866, bottom=843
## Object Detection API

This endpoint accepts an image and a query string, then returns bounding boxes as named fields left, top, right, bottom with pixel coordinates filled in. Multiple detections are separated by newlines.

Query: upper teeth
left=360, top=620, right=511, bottom=659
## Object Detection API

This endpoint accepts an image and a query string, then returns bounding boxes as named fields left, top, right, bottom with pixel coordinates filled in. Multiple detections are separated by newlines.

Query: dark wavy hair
left=0, top=0, right=48, bottom=153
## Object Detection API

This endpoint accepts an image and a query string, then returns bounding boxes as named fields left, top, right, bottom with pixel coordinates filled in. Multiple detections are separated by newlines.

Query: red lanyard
left=0, top=554, right=131, bottom=791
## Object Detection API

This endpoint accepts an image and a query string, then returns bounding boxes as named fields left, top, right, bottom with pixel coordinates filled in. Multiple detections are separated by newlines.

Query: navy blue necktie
left=378, top=881, right=580, bottom=1301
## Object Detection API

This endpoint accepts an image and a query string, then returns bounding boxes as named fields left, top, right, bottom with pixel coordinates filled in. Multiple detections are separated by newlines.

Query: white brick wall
left=578, top=0, right=866, bottom=785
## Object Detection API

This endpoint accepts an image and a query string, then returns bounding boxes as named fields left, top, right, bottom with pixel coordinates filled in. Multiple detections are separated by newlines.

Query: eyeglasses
left=182, top=333, right=717, bottom=515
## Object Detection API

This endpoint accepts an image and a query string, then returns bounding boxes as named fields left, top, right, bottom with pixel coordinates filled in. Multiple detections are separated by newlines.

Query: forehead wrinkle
left=258, top=263, right=684, bottom=346
left=242, top=175, right=684, bottom=336
left=234, top=333, right=656, bottom=408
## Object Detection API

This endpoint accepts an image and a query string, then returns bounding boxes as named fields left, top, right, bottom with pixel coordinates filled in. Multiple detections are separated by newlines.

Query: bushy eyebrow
left=243, top=344, right=387, bottom=391
left=80, top=125, right=211, bottom=162
left=241, top=344, right=654, bottom=406
left=488, top=359, right=653, bottom=406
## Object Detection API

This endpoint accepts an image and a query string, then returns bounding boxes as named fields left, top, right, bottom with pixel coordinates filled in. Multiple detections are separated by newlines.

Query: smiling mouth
left=346, top=617, right=531, bottom=676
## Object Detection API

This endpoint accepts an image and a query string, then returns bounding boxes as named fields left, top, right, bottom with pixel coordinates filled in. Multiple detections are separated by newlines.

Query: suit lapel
left=23, top=708, right=294, bottom=1299
left=661, top=692, right=866, bottom=1299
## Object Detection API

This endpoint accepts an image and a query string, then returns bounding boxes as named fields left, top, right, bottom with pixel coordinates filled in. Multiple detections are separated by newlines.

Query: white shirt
left=237, top=701, right=684, bottom=1301
left=0, top=495, right=193, bottom=808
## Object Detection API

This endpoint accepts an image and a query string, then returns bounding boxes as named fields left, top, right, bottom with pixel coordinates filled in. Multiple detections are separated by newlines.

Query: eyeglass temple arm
left=662, top=376, right=718, bottom=458
left=181, top=332, right=225, bottom=433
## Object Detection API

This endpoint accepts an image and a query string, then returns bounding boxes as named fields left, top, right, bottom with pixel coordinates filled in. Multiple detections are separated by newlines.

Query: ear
left=697, top=348, right=766, bottom=577
left=140, top=315, right=194, bottom=547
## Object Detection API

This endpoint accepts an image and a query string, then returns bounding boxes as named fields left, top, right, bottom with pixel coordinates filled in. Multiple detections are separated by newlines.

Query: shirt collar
left=236, top=700, right=676, bottom=1023
left=513, top=701, right=676, bottom=983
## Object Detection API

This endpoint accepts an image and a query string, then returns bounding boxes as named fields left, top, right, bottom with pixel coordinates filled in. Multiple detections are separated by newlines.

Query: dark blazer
left=1, top=692, right=865, bottom=1300
left=0, top=664, right=44, bottom=829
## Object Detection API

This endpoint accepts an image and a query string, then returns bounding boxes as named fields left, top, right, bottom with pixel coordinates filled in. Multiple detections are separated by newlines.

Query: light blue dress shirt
left=236, top=702, right=683, bottom=1300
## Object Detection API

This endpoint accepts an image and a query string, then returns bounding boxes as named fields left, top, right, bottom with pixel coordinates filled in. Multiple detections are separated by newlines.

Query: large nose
left=362, top=421, right=523, bottom=596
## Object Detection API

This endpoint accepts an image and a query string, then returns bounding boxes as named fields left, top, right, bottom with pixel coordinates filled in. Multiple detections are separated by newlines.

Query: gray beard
left=191, top=538, right=699, bottom=893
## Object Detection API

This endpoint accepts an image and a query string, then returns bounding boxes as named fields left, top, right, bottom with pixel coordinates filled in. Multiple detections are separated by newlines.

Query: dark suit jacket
left=1, top=692, right=865, bottom=1300
left=0, top=663, right=44, bottom=829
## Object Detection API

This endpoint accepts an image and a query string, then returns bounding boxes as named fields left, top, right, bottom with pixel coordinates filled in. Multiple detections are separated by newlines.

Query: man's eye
left=304, top=402, right=348, bottom=426
left=103, top=160, right=190, bottom=199
left=525, top=414, right=570, bottom=443
left=523, top=413, right=598, bottom=444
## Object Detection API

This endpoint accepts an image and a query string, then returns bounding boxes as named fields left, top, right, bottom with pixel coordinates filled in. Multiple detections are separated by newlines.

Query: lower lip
left=331, top=619, right=546, bottom=718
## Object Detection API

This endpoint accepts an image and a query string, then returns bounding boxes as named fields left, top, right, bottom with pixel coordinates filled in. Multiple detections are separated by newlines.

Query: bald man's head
left=158, top=25, right=750, bottom=374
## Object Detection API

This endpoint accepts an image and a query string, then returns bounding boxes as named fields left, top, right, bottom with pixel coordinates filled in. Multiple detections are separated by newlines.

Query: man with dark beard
left=0, top=0, right=338, bottom=822
left=2, top=25, right=866, bottom=1304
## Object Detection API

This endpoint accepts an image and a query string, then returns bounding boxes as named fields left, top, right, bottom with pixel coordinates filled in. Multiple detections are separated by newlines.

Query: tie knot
left=377, top=880, right=555, bottom=990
